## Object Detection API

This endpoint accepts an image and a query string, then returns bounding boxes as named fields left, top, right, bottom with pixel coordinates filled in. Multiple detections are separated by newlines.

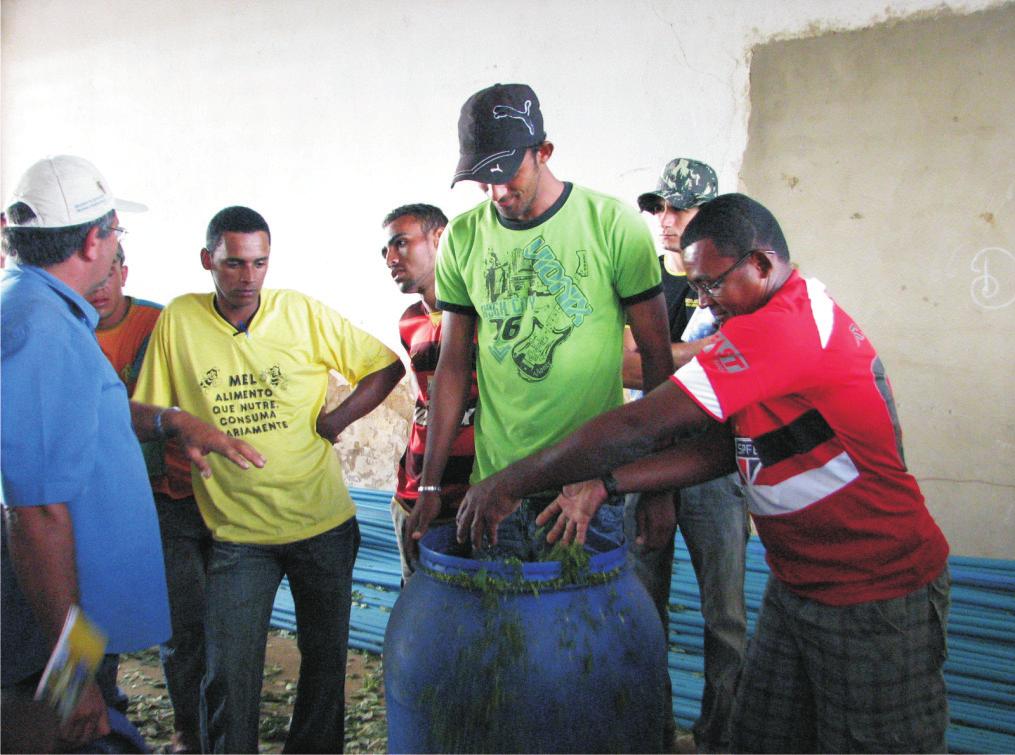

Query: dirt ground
left=121, top=629, right=692, bottom=754
left=119, top=629, right=386, bottom=753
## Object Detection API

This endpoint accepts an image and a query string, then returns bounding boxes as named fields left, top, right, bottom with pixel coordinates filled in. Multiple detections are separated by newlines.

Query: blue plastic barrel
left=383, top=526, right=667, bottom=753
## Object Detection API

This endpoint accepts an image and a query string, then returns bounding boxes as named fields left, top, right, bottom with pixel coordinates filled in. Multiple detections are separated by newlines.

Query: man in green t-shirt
left=407, top=83, right=673, bottom=558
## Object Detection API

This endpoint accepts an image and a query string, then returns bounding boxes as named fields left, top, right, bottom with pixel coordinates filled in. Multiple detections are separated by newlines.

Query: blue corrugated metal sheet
left=270, top=488, right=1015, bottom=754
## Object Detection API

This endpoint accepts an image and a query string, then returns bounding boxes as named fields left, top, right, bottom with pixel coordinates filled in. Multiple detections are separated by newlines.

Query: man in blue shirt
left=0, top=155, right=265, bottom=752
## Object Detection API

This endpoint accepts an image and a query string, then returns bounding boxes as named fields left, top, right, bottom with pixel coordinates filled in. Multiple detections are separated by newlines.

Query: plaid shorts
left=732, top=567, right=950, bottom=753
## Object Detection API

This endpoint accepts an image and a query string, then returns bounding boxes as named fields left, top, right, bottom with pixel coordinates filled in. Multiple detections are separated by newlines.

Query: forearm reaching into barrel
left=456, top=379, right=716, bottom=548
left=407, top=311, right=477, bottom=557
left=536, top=422, right=736, bottom=545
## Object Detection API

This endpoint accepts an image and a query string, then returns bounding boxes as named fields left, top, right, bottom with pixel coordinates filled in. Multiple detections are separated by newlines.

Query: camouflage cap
left=637, top=158, right=718, bottom=213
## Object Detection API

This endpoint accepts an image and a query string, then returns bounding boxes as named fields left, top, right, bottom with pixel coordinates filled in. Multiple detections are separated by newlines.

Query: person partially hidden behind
left=381, top=203, right=477, bottom=582
left=87, top=242, right=208, bottom=754
left=625, top=158, right=749, bottom=752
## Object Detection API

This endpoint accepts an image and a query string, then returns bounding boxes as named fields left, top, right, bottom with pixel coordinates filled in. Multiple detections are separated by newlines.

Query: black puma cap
left=452, top=83, right=547, bottom=188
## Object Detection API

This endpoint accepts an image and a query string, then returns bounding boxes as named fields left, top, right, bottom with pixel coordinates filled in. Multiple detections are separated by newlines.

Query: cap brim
left=637, top=190, right=706, bottom=212
left=451, top=148, right=526, bottom=188
left=637, top=192, right=665, bottom=213
left=114, top=197, right=148, bottom=213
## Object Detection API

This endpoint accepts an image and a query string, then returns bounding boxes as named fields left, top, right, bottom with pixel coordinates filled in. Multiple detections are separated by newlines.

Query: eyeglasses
left=109, top=226, right=128, bottom=240
left=688, top=248, right=772, bottom=298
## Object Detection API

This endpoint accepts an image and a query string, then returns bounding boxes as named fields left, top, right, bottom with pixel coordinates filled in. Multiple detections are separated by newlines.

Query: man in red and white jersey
left=381, top=203, right=477, bottom=581
left=454, top=193, right=951, bottom=753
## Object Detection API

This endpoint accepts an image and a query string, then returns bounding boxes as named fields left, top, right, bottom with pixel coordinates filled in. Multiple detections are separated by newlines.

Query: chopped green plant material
left=540, top=540, right=592, bottom=582
left=415, top=600, right=529, bottom=753
left=407, top=544, right=630, bottom=752
left=121, top=633, right=387, bottom=753
left=420, top=546, right=620, bottom=594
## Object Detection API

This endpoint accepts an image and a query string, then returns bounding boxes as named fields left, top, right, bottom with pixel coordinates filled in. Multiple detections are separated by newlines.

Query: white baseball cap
left=5, top=155, right=147, bottom=229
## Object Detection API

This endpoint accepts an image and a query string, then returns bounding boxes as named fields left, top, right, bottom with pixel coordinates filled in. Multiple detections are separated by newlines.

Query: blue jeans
left=472, top=493, right=625, bottom=561
left=155, top=494, right=211, bottom=747
left=200, top=518, right=360, bottom=753
left=625, top=472, right=749, bottom=751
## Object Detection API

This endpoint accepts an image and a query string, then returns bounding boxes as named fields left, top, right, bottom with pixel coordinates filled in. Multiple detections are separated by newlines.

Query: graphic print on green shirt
left=479, top=235, right=593, bottom=381
left=436, top=184, right=662, bottom=481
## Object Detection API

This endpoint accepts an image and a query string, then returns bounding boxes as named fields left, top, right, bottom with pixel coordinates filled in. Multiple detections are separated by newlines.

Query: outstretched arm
left=456, top=379, right=715, bottom=548
left=131, top=402, right=266, bottom=478
left=316, top=359, right=405, bottom=441
left=535, top=421, right=736, bottom=544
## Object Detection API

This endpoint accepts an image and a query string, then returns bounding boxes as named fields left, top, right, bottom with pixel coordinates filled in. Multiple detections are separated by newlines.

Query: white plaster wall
left=3, top=0, right=1001, bottom=353
left=2, top=0, right=1007, bottom=541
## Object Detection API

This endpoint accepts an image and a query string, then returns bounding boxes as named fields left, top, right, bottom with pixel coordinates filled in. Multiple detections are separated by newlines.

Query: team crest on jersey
left=849, top=322, right=866, bottom=346
left=735, top=436, right=762, bottom=484
left=712, top=333, right=749, bottom=373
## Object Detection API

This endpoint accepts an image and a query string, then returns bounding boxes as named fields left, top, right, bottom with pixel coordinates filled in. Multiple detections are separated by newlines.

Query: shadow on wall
left=325, top=371, right=414, bottom=490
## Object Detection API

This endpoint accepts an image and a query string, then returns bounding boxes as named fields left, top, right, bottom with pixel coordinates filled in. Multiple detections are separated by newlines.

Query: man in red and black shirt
left=455, top=193, right=950, bottom=753
left=381, top=204, right=477, bottom=580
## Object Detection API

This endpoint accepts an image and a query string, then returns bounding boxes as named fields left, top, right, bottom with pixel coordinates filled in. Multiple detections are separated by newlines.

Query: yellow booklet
left=34, top=605, right=108, bottom=722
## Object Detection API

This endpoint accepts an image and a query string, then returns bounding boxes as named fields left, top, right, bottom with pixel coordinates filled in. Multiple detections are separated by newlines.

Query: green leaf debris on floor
left=121, top=630, right=387, bottom=754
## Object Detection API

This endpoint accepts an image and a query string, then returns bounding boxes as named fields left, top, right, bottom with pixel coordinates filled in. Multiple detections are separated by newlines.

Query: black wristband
left=600, top=471, right=621, bottom=500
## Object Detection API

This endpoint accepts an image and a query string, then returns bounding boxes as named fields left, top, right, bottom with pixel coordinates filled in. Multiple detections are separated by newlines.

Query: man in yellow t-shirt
left=134, top=206, right=404, bottom=753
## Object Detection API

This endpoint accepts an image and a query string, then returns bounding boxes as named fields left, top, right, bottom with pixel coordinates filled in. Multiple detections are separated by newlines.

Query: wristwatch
left=600, top=471, right=621, bottom=500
